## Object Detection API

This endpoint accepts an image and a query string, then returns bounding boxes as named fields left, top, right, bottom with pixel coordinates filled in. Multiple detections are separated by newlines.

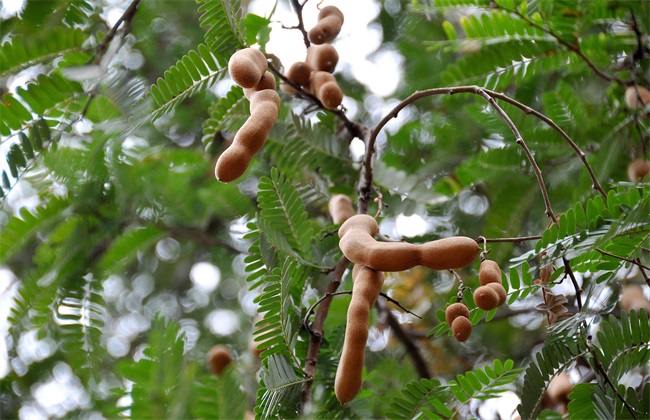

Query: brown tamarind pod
left=309, top=71, right=343, bottom=110
left=306, top=44, right=339, bottom=73
left=280, top=83, right=297, bottom=95
left=207, top=345, right=233, bottom=376
left=228, top=48, right=268, bottom=88
left=243, top=72, right=276, bottom=99
left=338, top=215, right=479, bottom=271
left=309, top=6, right=344, bottom=44
left=625, top=86, right=650, bottom=110
left=627, top=158, right=650, bottom=181
left=479, top=260, right=501, bottom=285
left=329, top=194, right=356, bottom=224
left=451, top=316, right=472, bottom=342
left=215, top=90, right=280, bottom=182
left=473, top=285, right=499, bottom=311
left=445, top=302, right=470, bottom=326
left=286, top=61, right=313, bottom=87
left=335, top=265, right=384, bottom=404
left=486, top=282, right=507, bottom=307
left=620, top=284, right=650, bottom=313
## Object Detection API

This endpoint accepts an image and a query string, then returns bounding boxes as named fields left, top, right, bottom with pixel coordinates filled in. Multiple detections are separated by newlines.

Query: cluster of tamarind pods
left=328, top=194, right=510, bottom=404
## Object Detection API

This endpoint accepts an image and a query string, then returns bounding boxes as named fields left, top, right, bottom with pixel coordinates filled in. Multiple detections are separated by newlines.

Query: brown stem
left=93, top=0, right=142, bottom=63
left=377, top=298, right=432, bottom=379
left=480, top=235, right=543, bottom=243
left=301, top=255, right=349, bottom=406
left=289, top=0, right=311, bottom=49
left=497, top=5, right=624, bottom=86
left=562, top=257, right=583, bottom=311
left=597, top=248, right=650, bottom=272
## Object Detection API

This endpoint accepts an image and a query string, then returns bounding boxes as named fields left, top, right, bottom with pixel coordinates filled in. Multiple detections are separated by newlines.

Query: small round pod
left=308, top=6, right=344, bottom=45
left=207, top=345, right=233, bottom=376
left=228, top=48, right=268, bottom=88
left=243, top=72, right=276, bottom=99
left=479, top=260, right=502, bottom=285
left=451, top=316, right=472, bottom=342
left=286, top=61, right=313, bottom=87
left=625, top=85, right=650, bottom=110
left=329, top=194, right=356, bottom=224
left=306, top=44, right=339, bottom=73
left=627, top=158, right=650, bottom=181
left=473, top=285, right=499, bottom=311
left=445, top=302, right=470, bottom=326
left=485, top=282, right=507, bottom=307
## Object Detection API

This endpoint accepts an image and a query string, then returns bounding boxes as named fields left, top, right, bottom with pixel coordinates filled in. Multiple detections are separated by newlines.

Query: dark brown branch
left=483, top=89, right=607, bottom=199
left=497, top=5, right=624, bottom=86
left=562, top=257, right=582, bottom=311
left=93, top=0, right=142, bottom=63
left=377, top=298, right=432, bottom=379
left=302, top=255, right=349, bottom=406
left=597, top=248, right=650, bottom=272
left=369, top=86, right=559, bottom=222
left=289, top=0, right=311, bottom=49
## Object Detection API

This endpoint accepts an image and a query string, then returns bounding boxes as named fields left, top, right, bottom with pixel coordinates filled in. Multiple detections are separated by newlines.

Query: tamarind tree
left=0, top=0, right=649, bottom=418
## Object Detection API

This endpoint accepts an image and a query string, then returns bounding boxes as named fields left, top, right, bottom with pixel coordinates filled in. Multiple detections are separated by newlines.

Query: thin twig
left=497, top=5, right=624, bottom=86
left=562, top=257, right=582, bottom=311
left=480, top=235, right=542, bottom=243
left=377, top=298, right=432, bottom=379
left=302, top=255, right=349, bottom=406
left=597, top=248, right=650, bottom=272
left=93, top=0, right=142, bottom=63
left=636, top=259, right=650, bottom=288
left=587, top=336, right=638, bottom=419
left=289, top=0, right=311, bottom=49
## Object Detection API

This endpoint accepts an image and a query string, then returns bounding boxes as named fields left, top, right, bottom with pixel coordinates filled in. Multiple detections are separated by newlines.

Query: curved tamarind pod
left=334, top=265, right=384, bottom=404
left=479, top=260, right=501, bottom=285
left=338, top=215, right=479, bottom=271
left=309, top=6, right=344, bottom=44
left=328, top=194, right=356, bottom=224
left=243, top=72, right=276, bottom=99
left=215, top=90, right=280, bottom=182
left=625, top=86, right=650, bottom=110
left=306, top=44, right=339, bottom=73
left=287, top=61, right=313, bottom=87
left=310, top=71, right=342, bottom=110
left=228, top=48, right=268, bottom=88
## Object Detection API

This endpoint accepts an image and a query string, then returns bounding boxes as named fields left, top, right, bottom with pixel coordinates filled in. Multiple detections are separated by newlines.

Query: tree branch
left=289, top=0, right=311, bottom=49
left=93, top=0, right=142, bottom=63
left=301, top=255, right=349, bottom=406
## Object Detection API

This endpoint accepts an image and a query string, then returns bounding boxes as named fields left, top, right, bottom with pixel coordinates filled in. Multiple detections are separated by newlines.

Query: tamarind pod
left=207, top=345, right=233, bottom=376
left=306, top=44, right=339, bottom=73
left=308, top=15, right=343, bottom=44
left=418, top=237, right=480, bottom=270
left=286, top=61, right=313, bottom=87
left=214, top=90, right=280, bottom=182
left=486, top=283, right=507, bottom=307
left=479, top=260, right=501, bottom=285
left=473, top=285, right=499, bottom=311
left=310, top=71, right=336, bottom=92
left=625, top=86, right=650, bottom=110
left=310, top=71, right=342, bottom=110
left=445, top=302, right=470, bottom=326
left=335, top=265, right=384, bottom=404
left=318, top=5, right=344, bottom=23
left=280, top=83, right=297, bottom=95
left=338, top=215, right=479, bottom=271
left=228, top=48, right=268, bottom=88
left=243, top=72, right=276, bottom=99
left=451, top=316, right=472, bottom=342
left=328, top=194, right=356, bottom=224
left=627, top=158, right=650, bottom=181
